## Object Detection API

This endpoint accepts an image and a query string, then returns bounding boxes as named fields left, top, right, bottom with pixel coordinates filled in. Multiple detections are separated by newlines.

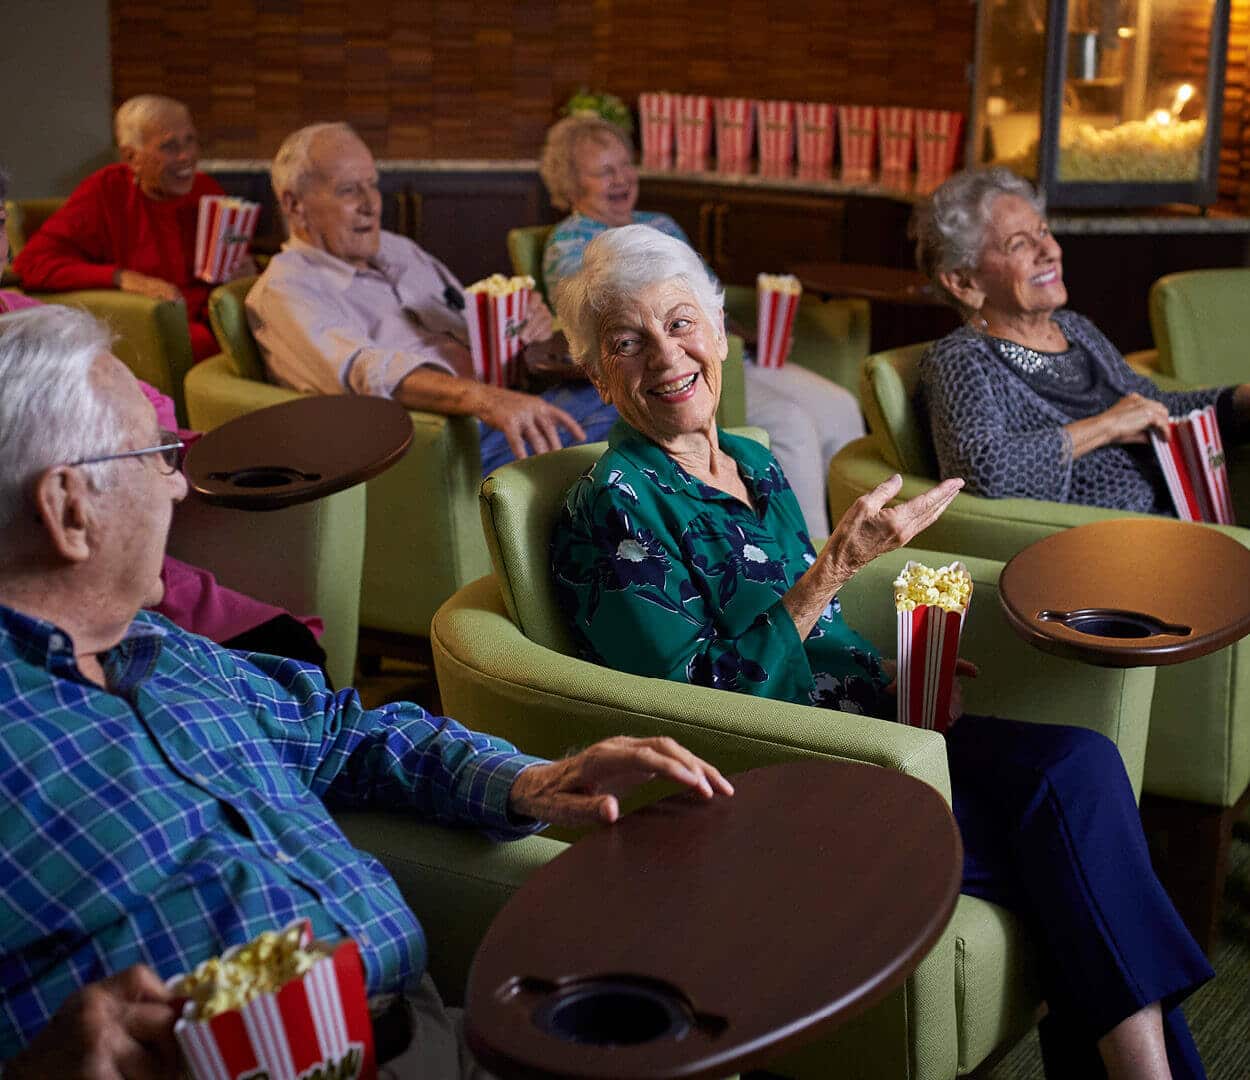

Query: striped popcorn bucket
left=896, top=563, right=971, bottom=734
left=755, top=274, right=802, bottom=368
left=171, top=922, right=376, bottom=1080
left=715, top=97, right=755, bottom=169
left=915, top=110, right=964, bottom=184
left=195, top=196, right=261, bottom=283
left=639, top=91, right=676, bottom=167
left=837, top=105, right=877, bottom=180
left=795, top=102, right=836, bottom=171
left=757, top=100, right=796, bottom=174
left=1150, top=405, right=1235, bottom=524
left=877, top=106, right=917, bottom=173
left=465, top=283, right=532, bottom=388
left=675, top=94, right=713, bottom=169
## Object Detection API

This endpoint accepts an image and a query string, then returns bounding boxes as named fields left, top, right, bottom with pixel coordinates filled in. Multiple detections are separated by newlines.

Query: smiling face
left=965, top=193, right=1067, bottom=323
left=592, top=279, right=727, bottom=449
left=571, top=134, right=639, bottom=228
left=122, top=106, right=200, bottom=200
left=284, top=130, right=382, bottom=269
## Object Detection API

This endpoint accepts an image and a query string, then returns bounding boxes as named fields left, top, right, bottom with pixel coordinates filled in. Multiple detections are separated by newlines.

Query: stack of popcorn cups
left=837, top=106, right=878, bottom=181
left=464, top=273, right=534, bottom=388
left=168, top=919, right=376, bottom=1080
left=757, top=100, right=796, bottom=176
left=877, top=106, right=917, bottom=183
left=795, top=102, right=836, bottom=180
left=915, top=110, right=964, bottom=192
left=1150, top=405, right=1236, bottom=524
left=195, top=196, right=261, bottom=284
left=675, top=94, right=714, bottom=170
left=894, top=561, right=973, bottom=734
left=639, top=92, right=676, bottom=168
left=755, top=274, right=802, bottom=368
left=715, top=97, right=755, bottom=172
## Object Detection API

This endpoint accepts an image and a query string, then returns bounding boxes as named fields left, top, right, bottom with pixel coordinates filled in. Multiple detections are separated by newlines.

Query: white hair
left=911, top=166, right=1046, bottom=313
left=539, top=115, right=634, bottom=212
left=114, top=94, right=191, bottom=151
left=0, top=307, right=120, bottom=541
left=270, top=122, right=361, bottom=213
left=555, top=224, right=724, bottom=382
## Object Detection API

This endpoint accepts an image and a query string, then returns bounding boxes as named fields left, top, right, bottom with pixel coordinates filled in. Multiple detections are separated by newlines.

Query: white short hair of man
left=270, top=121, right=362, bottom=211
left=0, top=307, right=120, bottom=538
left=114, top=94, right=191, bottom=151
left=554, top=224, right=724, bottom=383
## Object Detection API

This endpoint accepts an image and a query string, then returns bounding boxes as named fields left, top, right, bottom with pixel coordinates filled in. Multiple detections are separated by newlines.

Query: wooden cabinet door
left=637, top=180, right=722, bottom=260
left=713, top=191, right=846, bottom=284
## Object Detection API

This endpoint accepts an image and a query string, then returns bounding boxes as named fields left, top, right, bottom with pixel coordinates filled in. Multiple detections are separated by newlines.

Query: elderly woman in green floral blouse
left=548, top=224, right=1214, bottom=1080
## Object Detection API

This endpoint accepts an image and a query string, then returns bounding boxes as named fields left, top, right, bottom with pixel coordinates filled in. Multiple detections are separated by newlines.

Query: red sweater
left=13, top=164, right=225, bottom=358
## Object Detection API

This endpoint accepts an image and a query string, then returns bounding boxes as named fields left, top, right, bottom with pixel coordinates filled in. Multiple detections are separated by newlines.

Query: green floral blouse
left=551, top=421, right=891, bottom=716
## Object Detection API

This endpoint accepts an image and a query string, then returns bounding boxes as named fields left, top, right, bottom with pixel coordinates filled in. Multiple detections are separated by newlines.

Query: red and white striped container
left=715, top=97, right=755, bottom=169
left=915, top=110, right=964, bottom=185
left=171, top=921, right=375, bottom=1080
left=639, top=92, right=676, bottom=167
left=837, top=105, right=878, bottom=180
left=195, top=196, right=260, bottom=283
left=464, top=279, right=532, bottom=388
left=795, top=102, right=836, bottom=171
left=877, top=107, right=917, bottom=173
left=675, top=95, right=713, bottom=169
left=895, top=562, right=971, bottom=735
left=1150, top=405, right=1235, bottom=524
left=757, top=100, right=796, bottom=173
left=755, top=274, right=802, bottom=369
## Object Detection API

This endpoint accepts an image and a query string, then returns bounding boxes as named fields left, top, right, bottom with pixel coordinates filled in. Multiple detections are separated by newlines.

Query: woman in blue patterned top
left=549, top=224, right=1212, bottom=1080
left=915, top=167, right=1250, bottom=511
left=539, top=114, right=865, bottom=537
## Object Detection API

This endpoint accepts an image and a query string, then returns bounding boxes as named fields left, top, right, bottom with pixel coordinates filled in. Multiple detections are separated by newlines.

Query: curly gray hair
left=910, top=166, right=1046, bottom=313
left=554, top=224, right=723, bottom=383
left=539, top=115, right=634, bottom=212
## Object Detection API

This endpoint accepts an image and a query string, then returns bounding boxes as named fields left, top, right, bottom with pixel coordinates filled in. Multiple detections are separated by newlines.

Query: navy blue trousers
left=946, top=715, right=1214, bottom=1078
left=478, top=384, right=619, bottom=477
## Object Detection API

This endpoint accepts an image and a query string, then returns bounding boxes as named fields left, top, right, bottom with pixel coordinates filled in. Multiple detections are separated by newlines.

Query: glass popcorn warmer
left=969, top=0, right=1230, bottom=208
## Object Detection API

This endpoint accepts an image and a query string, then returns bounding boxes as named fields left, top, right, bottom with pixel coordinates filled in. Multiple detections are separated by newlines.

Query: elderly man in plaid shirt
left=0, top=306, right=733, bottom=1077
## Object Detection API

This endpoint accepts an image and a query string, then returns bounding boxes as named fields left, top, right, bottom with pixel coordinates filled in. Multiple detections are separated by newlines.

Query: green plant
left=561, top=88, right=634, bottom=134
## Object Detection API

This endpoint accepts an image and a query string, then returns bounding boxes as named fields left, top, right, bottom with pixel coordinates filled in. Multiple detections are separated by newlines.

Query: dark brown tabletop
left=791, top=261, right=942, bottom=307
left=184, top=395, right=413, bottom=510
left=465, top=760, right=962, bottom=1080
left=999, top=518, right=1250, bottom=667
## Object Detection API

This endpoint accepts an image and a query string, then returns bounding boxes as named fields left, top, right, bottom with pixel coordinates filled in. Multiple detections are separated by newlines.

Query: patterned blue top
left=0, top=605, right=543, bottom=1055
left=551, top=421, right=890, bottom=714
left=543, top=211, right=691, bottom=297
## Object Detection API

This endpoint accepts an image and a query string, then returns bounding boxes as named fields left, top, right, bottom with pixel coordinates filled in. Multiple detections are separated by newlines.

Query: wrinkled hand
left=881, top=658, right=979, bottom=728
left=518, top=299, right=555, bottom=345
left=822, top=474, right=964, bottom=583
left=475, top=383, right=587, bottom=459
left=1099, top=393, right=1171, bottom=445
left=509, top=735, right=735, bottom=826
left=115, top=270, right=183, bottom=304
left=6, top=965, right=180, bottom=1080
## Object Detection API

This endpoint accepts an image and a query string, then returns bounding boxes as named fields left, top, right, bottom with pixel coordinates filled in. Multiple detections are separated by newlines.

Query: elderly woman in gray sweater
left=914, top=167, right=1250, bottom=512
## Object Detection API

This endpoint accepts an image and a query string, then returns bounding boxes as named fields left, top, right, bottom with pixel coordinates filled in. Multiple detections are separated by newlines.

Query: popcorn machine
left=969, top=0, right=1230, bottom=207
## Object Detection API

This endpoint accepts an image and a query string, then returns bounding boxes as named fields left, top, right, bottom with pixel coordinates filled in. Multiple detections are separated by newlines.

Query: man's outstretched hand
left=509, top=735, right=735, bottom=827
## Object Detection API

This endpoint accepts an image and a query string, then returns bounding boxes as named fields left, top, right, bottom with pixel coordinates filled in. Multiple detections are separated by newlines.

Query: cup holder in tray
left=1037, top=608, right=1191, bottom=639
left=207, top=466, right=322, bottom=489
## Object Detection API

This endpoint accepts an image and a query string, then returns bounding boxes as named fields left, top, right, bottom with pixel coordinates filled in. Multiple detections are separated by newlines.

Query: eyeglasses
left=70, top=429, right=187, bottom=475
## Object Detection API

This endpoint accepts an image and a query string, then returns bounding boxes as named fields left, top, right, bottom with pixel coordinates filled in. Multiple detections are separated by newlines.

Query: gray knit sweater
left=918, top=310, right=1222, bottom=514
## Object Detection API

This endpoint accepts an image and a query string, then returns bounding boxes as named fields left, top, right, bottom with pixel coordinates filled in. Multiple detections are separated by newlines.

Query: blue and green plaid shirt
left=0, top=604, right=544, bottom=1056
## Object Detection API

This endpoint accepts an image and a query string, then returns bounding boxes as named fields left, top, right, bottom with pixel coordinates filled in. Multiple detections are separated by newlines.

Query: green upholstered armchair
left=1149, top=268, right=1250, bottom=386
left=4, top=198, right=197, bottom=425
left=506, top=223, right=871, bottom=397
left=828, top=342, right=1250, bottom=950
left=427, top=440, right=1157, bottom=1079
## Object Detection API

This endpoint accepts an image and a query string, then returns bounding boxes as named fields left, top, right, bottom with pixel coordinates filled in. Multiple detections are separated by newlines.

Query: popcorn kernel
left=893, top=561, right=972, bottom=613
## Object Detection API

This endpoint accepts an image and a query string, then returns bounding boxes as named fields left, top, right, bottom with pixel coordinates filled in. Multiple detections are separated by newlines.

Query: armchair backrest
left=4, top=197, right=66, bottom=257
left=207, top=276, right=266, bottom=380
left=506, top=225, right=556, bottom=303
left=859, top=342, right=939, bottom=477
left=1149, top=268, right=1250, bottom=386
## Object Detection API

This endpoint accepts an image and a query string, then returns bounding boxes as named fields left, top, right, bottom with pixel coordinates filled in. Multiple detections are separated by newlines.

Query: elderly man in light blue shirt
left=247, top=122, right=617, bottom=473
